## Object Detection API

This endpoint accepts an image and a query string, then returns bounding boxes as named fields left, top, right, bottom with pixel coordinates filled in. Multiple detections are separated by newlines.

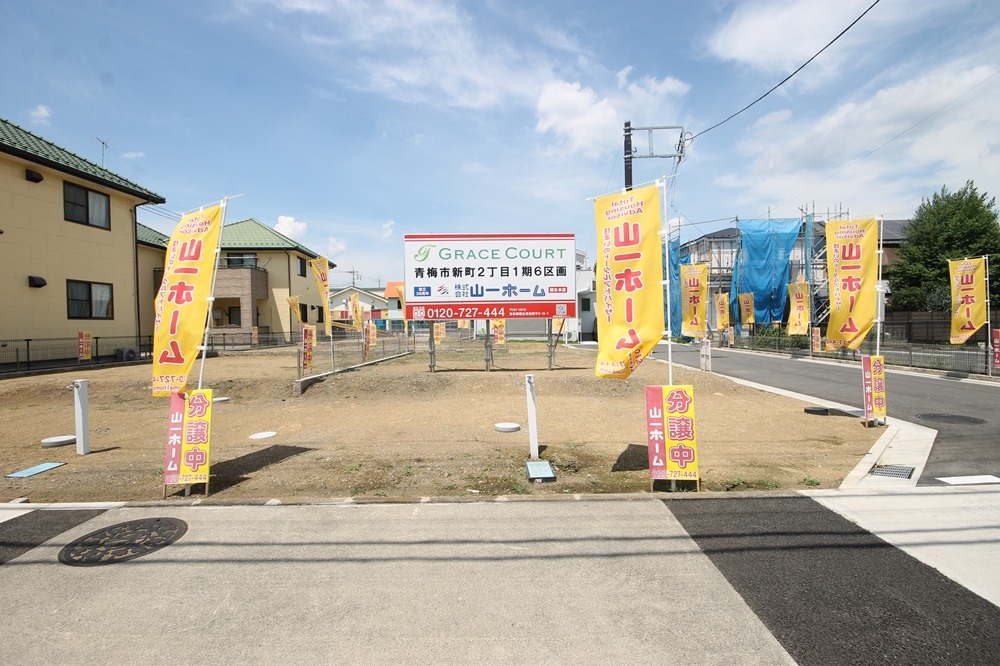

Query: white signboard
left=403, top=233, right=577, bottom=320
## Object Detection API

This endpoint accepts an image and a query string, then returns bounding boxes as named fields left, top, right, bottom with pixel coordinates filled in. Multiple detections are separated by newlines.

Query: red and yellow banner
left=862, top=355, right=887, bottom=423
left=433, top=321, right=446, bottom=344
left=287, top=296, right=302, bottom=323
left=457, top=319, right=469, bottom=329
left=163, top=392, right=185, bottom=485
left=309, top=257, right=332, bottom=337
left=715, top=293, right=729, bottom=331
left=811, top=327, right=822, bottom=353
left=681, top=264, right=708, bottom=338
left=492, top=319, right=507, bottom=344
left=594, top=184, right=664, bottom=379
left=302, top=324, right=315, bottom=371
left=177, top=389, right=213, bottom=485
left=364, top=321, right=377, bottom=358
left=738, top=293, right=755, bottom=325
left=645, top=385, right=699, bottom=481
left=152, top=204, right=224, bottom=396
left=826, top=218, right=878, bottom=351
left=787, top=281, right=810, bottom=335
left=351, top=294, right=363, bottom=332
left=77, top=331, right=93, bottom=361
left=949, top=257, right=987, bottom=344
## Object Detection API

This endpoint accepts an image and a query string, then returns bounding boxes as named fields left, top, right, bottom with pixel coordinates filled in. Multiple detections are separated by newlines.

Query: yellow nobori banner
left=826, top=218, right=878, bottom=351
left=787, top=281, right=810, bottom=335
left=949, top=257, right=987, bottom=344
left=309, top=258, right=332, bottom=337
left=738, top=293, right=755, bottom=325
left=681, top=264, right=708, bottom=338
left=152, top=204, right=224, bottom=397
left=715, top=293, right=730, bottom=330
left=287, top=296, right=302, bottom=323
left=594, top=184, right=665, bottom=379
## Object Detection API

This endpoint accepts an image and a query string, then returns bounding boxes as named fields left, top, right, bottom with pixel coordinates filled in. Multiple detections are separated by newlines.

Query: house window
left=67, top=280, right=114, bottom=319
left=316, top=306, right=324, bottom=323
left=299, top=303, right=308, bottom=323
left=228, top=307, right=241, bottom=326
left=64, top=182, right=110, bottom=229
left=581, top=297, right=592, bottom=313
left=297, top=257, right=307, bottom=277
left=226, top=253, right=257, bottom=268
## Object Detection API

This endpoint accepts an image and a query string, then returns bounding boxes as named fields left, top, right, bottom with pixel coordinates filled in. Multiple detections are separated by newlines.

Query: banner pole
left=986, top=254, right=992, bottom=377
left=197, top=197, right=229, bottom=390
left=876, top=215, right=884, bottom=358
left=658, top=178, right=674, bottom=385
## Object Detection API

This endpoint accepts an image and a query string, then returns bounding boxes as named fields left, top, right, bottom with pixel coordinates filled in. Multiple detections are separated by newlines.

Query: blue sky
left=5, top=0, right=999, bottom=287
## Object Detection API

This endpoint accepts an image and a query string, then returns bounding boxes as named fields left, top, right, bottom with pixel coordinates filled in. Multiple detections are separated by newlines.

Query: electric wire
left=690, top=0, right=882, bottom=141
left=758, top=67, right=1000, bottom=217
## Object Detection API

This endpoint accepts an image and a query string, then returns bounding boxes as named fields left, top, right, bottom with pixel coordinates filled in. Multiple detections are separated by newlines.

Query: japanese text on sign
left=403, top=233, right=576, bottom=320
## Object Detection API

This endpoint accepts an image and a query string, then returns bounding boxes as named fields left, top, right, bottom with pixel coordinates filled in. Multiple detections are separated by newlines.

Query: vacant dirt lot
left=0, top=342, right=880, bottom=502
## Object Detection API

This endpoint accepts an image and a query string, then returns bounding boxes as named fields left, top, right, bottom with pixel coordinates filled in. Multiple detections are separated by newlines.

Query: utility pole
left=622, top=122, right=687, bottom=191
left=624, top=121, right=633, bottom=191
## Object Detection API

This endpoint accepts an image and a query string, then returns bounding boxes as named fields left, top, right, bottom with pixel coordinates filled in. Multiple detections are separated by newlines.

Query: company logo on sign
left=414, top=245, right=435, bottom=262
left=414, top=286, right=431, bottom=297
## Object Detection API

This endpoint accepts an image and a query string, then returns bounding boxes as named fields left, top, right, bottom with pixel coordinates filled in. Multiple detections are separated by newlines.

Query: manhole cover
left=869, top=464, right=915, bottom=479
left=915, top=413, right=987, bottom=425
left=58, top=517, right=187, bottom=566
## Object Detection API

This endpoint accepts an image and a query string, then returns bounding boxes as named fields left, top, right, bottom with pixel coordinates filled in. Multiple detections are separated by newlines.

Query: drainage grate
left=916, top=413, right=987, bottom=425
left=58, top=517, right=187, bottom=567
left=869, top=464, right=915, bottom=479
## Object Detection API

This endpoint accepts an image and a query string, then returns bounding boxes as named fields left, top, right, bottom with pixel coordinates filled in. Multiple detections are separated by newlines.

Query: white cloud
left=534, top=68, right=689, bottom=158
left=28, top=104, right=51, bottom=124
left=535, top=80, right=618, bottom=158
left=275, top=215, right=307, bottom=239
left=121, top=151, right=145, bottom=160
left=326, top=236, right=348, bottom=257
left=713, top=61, right=1000, bottom=218
left=380, top=220, right=395, bottom=239
left=705, top=0, right=958, bottom=86
left=243, top=0, right=544, bottom=110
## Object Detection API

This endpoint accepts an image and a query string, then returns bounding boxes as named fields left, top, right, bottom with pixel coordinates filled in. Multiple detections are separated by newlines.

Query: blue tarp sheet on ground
left=736, top=219, right=801, bottom=325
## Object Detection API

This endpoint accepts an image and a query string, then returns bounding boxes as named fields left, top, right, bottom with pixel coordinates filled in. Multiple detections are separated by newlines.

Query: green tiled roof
left=221, top=218, right=331, bottom=263
left=0, top=116, right=165, bottom=203
left=136, top=222, right=169, bottom=248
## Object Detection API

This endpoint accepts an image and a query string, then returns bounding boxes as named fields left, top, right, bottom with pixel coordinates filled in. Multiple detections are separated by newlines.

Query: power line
left=690, top=0, right=882, bottom=141
left=760, top=67, right=1000, bottom=216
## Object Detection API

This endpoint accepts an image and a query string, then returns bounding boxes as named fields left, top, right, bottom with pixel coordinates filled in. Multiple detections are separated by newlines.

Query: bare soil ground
left=0, top=343, right=880, bottom=503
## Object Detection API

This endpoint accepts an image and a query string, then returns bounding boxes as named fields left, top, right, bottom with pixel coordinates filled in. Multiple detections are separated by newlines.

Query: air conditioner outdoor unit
left=116, top=346, right=140, bottom=362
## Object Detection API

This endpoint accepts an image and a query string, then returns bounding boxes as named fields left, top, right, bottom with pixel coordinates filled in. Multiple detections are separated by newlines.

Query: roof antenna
left=95, top=137, right=110, bottom=167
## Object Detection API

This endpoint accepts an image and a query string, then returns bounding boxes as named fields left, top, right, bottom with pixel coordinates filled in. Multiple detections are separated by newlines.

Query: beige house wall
left=0, top=153, right=146, bottom=341
left=137, top=244, right=165, bottom=338
left=252, top=249, right=326, bottom=338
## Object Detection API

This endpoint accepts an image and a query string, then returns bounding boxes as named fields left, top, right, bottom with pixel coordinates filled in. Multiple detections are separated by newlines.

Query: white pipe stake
left=72, top=379, right=90, bottom=455
left=525, top=375, right=540, bottom=459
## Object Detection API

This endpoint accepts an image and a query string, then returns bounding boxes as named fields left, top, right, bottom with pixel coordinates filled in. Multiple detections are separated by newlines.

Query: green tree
left=887, top=181, right=1000, bottom=312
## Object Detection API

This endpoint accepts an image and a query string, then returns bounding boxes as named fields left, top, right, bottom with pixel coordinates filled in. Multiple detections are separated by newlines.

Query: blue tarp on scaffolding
left=664, top=238, right=689, bottom=337
left=736, top=219, right=801, bottom=325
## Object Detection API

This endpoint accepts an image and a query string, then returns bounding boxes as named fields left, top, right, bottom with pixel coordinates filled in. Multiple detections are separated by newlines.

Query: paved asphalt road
left=651, top=344, right=1000, bottom=484
left=2, top=497, right=998, bottom=665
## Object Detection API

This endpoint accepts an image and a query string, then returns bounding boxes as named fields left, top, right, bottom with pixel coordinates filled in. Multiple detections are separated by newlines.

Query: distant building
left=148, top=218, right=334, bottom=341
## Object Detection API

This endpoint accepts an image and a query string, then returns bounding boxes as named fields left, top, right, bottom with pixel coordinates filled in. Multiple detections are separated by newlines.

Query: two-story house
left=0, top=117, right=165, bottom=357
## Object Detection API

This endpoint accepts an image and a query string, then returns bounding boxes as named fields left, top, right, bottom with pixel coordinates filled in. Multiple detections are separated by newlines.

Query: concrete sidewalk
left=804, top=485, right=1000, bottom=607
left=0, top=498, right=795, bottom=665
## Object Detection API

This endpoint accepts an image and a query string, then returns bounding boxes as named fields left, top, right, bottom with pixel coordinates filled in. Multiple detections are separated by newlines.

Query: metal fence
left=726, top=325, right=996, bottom=376
left=0, top=331, right=312, bottom=376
